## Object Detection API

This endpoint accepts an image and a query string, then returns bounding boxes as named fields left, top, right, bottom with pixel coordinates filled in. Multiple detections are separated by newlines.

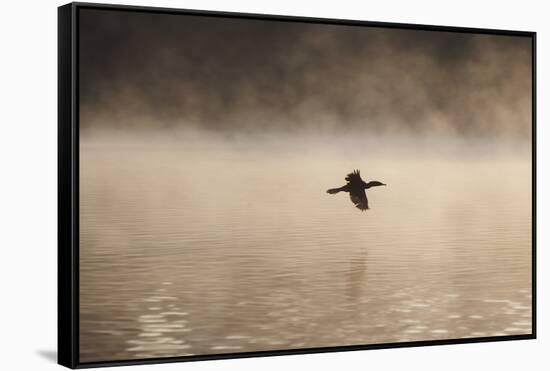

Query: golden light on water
left=79, top=133, right=531, bottom=362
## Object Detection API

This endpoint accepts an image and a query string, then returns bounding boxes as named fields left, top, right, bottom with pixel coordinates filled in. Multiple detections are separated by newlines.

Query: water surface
left=79, top=134, right=532, bottom=362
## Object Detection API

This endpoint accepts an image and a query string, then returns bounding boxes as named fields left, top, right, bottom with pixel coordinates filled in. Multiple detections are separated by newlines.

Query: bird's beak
left=382, top=183, right=387, bottom=186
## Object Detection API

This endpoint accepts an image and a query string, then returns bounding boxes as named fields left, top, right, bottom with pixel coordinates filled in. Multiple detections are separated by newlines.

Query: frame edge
left=72, top=1, right=534, bottom=36
left=58, top=2, right=78, bottom=369
left=531, top=32, right=537, bottom=339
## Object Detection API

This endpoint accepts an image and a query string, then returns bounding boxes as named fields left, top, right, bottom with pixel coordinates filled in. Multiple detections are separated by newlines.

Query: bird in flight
left=326, top=170, right=386, bottom=211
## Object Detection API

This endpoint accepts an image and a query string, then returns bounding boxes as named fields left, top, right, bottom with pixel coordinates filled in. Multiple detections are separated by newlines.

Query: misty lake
left=79, top=133, right=532, bottom=362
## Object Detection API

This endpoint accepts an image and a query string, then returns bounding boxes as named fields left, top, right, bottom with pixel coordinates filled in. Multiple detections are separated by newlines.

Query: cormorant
left=327, top=169, right=386, bottom=211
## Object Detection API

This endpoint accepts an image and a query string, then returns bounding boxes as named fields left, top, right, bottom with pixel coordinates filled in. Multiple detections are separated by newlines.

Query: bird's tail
left=327, top=187, right=343, bottom=194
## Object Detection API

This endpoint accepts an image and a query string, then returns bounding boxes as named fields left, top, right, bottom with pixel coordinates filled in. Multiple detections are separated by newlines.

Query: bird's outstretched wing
left=349, top=188, right=369, bottom=211
left=345, top=169, right=364, bottom=186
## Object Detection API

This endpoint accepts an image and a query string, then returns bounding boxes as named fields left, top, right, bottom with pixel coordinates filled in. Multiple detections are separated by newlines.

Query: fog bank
left=79, top=9, right=532, bottom=139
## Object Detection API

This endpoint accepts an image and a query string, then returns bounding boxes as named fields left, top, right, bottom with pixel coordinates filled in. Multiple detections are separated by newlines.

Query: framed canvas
left=58, top=2, right=536, bottom=368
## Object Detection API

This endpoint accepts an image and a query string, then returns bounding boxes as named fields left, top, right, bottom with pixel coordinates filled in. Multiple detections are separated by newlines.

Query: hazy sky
left=79, top=8, right=533, bottom=138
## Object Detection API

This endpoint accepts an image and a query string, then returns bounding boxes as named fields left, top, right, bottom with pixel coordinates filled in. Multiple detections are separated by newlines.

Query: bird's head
left=364, top=180, right=386, bottom=189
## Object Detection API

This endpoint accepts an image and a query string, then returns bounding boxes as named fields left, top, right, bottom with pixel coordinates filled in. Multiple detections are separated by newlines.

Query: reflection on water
left=124, top=283, right=193, bottom=358
left=79, top=135, right=532, bottom=363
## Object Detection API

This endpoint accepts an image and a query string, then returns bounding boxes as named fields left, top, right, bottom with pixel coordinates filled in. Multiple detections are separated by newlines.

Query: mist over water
left=79, top=9, right=532, bottom=138
left=79, top=130, right=532, bottom=362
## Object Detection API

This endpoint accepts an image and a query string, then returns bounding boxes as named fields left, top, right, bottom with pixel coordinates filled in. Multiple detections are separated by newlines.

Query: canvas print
left=77, top=7, right=533, bottom=363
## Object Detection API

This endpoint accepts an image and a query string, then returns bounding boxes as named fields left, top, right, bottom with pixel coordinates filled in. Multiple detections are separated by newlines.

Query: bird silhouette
left=327, top=169, right=386, bottom=211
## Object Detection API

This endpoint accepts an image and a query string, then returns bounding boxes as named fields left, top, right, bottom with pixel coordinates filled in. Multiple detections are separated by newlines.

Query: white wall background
left=0, top=0, right=546, bottom=369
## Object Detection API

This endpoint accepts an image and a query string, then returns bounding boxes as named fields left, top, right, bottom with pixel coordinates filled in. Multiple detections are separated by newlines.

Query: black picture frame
left=58, top=2, right=537, bottom=369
